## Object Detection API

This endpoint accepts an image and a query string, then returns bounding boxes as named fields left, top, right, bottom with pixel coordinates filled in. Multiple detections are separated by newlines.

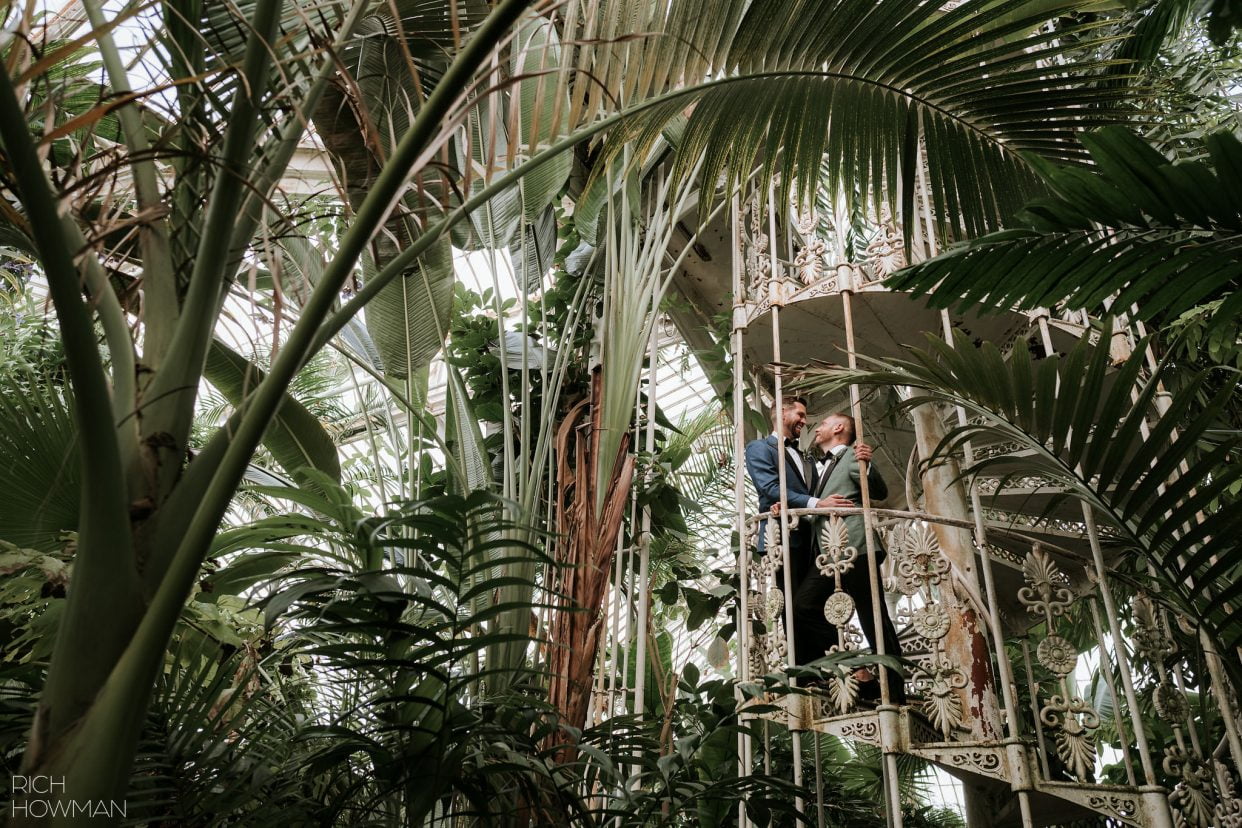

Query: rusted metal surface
left=911, top=401, right=1003, bottom=741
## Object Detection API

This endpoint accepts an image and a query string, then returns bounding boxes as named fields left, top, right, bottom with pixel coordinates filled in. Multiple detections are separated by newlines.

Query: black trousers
left=766, top=521, right=815, bottom=603
left=792, top=552, right=907, bottom=703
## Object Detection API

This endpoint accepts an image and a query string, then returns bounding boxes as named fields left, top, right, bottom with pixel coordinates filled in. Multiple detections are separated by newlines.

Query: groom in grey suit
left=794, top=413, right=906, bottom=703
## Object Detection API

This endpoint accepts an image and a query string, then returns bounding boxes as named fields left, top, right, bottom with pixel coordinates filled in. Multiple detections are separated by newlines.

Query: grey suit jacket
left=814, top=446, right=888, bottom=561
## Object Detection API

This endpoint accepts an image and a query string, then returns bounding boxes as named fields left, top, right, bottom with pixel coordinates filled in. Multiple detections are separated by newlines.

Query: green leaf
left=202, top=341, right=341, bottom=482
left=588, top=0, right=1139, bottom=237
left=888, top=128, right=1242, bottom=340
left=509, top=205, right=557, bottom=292
left=0, top=381, right=79, bottom=550
left=362, top=236, right=455, bottom=379
left=511, top=11, right=571, bottom=221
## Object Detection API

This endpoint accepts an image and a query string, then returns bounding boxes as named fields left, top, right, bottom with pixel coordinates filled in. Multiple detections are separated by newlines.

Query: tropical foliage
left=887, top=126, right=1242, bottom=341
left=1, top=0, right=1240, bottom=824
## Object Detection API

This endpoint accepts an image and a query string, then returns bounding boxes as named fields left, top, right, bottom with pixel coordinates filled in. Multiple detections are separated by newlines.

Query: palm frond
left=0, top=379, right=78, bottom=551
left=887, top=127, right=1242, bottom=338
left=202, top=340, right=342, bottom=481
left=580, top=0, right=1147, bottom=239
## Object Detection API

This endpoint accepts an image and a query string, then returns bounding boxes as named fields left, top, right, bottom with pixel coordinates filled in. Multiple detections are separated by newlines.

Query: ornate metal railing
left=738, top=502, right=1242, bottom=827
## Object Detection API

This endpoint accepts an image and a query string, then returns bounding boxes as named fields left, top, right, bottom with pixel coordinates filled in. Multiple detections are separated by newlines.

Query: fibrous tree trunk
left=546, top=369, right=635, bottom=754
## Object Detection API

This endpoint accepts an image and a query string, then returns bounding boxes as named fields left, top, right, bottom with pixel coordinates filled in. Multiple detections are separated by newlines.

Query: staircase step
left=984, top=485, right=1100, bottom=523
left=793, top=704, right=1164, bottom=827
left=1032, top=779, right=1151, bottom=827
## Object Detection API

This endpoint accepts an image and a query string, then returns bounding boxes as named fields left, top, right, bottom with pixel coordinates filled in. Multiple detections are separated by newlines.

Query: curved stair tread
left=793, top=703, right=1161, bottom=827
left=983, top=484, right=1117, bottom=524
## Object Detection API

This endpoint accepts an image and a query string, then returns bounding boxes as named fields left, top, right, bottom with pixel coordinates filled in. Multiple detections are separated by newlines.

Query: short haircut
left=825, top=412, right=856, bottom=443
left=780, top=394, right=808, bottom=409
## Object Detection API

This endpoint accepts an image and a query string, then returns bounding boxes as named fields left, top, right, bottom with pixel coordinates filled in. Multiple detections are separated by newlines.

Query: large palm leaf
left=886, top=127, right=1242, bottom=338
left=311, top=5, right=571, bottom=380
left=801, top=328, right=1242, bottom=685
left=0, top=381, right=79, bottom=552
left=309, top=8, right=458, bottom=380
left=202, top=340, right=342, bottom=481
left=575, top=0, right=1148, bottom=239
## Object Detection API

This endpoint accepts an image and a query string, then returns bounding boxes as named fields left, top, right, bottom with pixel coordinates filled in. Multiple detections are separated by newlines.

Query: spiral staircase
left=660, top=192, right=1242, bottom=828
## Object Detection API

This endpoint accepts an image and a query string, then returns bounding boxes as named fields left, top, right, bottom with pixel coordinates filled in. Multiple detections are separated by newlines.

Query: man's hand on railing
left=770, top=494, right=854, bottom=515
left=854, top=441, right=874, bottom=463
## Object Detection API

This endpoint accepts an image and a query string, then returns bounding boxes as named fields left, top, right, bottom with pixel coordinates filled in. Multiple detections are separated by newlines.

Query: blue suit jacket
left=745, top=435, right=817, bottom=557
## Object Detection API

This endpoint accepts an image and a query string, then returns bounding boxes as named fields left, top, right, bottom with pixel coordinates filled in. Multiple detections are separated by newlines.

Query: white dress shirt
left=775, top=434, right=821, bottom=509
left=812, top=444, right=849, bottom=506
left=817, top=443, right=847, bottom=476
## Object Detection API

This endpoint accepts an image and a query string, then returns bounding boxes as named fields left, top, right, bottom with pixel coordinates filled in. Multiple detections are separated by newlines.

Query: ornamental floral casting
left=763, top=617, right=788, bottom=673
left=1215, top=762, right=1242, bottom=828
left=1040, top=695, right=1101, bottom=781
left=828, top=649, right=860, bottom=713
left=862, top=227, right=906, bottom=280
left=838, top=716, right=881, bottom=745
left=793, top=206, right=819, bottom=236
left=793, top=238, right=826, bottom=286
left=914, top=653, right=967, bottom=737
left=892, top=522, right=950, bottom=596
left=1085, top=794, right=1139, bottom=823
left=1022, top=545, right=1100, bottom=781
left=823, top=591, right=856, bottom=627
left=1018, top=545, right=1074, bottom=619
left=948, top=750, right=1004, bottom=778
left=789, top=273, right=839, bottom=302
left=1164, top=745, right=1216, bottom=828
left=910, top=604, right=950, bottom=641
left=764, top=518, right=782, bottom=563
left=887, top=519, right=962, bottom=733
left=748, top=644, right=766, bottom=679
left=1132, top=593, right=1175, bottom=662
left=1037, top=634, right=1077, bottom=677
left=765, top=588, right=785, bottom=623
left=817, top=516, right=858, bottom=579
left=1153, top=680, right=1189, bottom=723
left=816, top=514, right=867, bottom=711
left=744, top=199, right=771, bottom=301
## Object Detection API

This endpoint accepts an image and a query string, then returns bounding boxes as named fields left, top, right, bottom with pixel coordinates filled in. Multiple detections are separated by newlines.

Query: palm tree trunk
left=547, top=369, right=635, bottom=753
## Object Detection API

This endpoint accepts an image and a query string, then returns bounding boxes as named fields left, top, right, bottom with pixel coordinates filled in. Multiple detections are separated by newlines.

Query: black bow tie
left=784, top=438, right=800, bottom=449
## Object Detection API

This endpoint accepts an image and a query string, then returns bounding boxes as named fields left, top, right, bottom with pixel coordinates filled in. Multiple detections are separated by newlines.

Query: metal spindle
left=731, top=194, right=754, bottom=828
left=766, top=182, right=805, bottom=813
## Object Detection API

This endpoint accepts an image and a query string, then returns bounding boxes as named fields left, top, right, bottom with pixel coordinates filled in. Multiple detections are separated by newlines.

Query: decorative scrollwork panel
left=1040, top=695, right=1101, bottom=781
left=1165, top=746, right=1217, bottom=828
left=887, top=520, right=963, bottom=734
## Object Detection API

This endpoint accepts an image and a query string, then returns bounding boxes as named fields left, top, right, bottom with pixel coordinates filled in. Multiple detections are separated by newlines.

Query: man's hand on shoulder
left=853, top=442, right=874, bottom=464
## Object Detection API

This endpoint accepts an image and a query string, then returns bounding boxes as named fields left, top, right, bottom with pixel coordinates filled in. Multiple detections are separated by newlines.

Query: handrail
left=744, top=505, right=1089, bottom=561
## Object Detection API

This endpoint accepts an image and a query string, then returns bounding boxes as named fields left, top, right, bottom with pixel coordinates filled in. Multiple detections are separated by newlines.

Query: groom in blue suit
left=745, top=396, right=853, bottom=661
left=746, top=395, right=814, bottom=573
